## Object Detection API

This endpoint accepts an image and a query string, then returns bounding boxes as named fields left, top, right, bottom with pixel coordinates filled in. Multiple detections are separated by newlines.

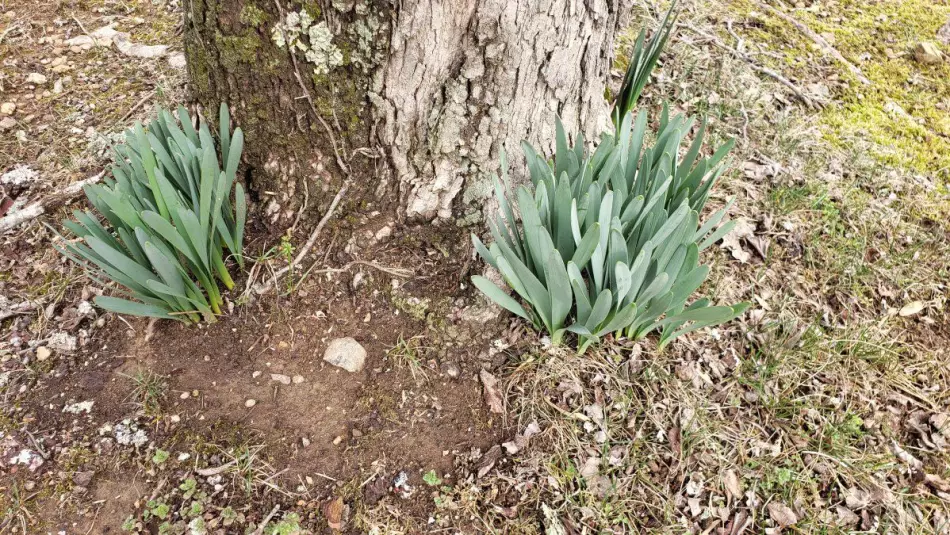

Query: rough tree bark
left=183, top=0, right=627, bottom=224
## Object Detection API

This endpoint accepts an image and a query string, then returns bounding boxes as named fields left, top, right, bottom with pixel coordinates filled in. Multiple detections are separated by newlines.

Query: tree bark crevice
left=375, top=0, right=626, bottom=222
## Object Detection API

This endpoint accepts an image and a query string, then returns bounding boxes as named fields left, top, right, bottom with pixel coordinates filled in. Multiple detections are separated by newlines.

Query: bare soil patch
left=7, top=220, right=510, bottom=532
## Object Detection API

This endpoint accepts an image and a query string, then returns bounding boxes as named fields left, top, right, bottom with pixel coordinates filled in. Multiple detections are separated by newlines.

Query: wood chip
left=479, top=370, right=504, bottom=414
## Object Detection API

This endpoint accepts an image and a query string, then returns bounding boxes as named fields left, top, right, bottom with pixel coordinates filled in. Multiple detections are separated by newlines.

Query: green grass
left=0, top=481, right=35, bottom=533
left=386, top=335, right=428, bottom=384
left=123, top=370, right=168, bottom=418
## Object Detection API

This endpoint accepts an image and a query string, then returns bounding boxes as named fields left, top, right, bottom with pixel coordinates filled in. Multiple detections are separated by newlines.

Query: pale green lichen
left=271, top=10, right=344, bottom=75
left=351, top=12, right=385, bottom=72
left=239, top=3, right=269, bottom=27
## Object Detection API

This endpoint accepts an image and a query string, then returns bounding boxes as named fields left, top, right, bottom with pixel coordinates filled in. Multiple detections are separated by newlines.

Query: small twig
left=755, top=1, right=871, bottom=85
left=118, top=90, right=156, bottom=124
left=253, top=181, right=348, bottom=295
left=71, top=15, right=99, bottom=48
left=196, top=460, right=237, bottom=477
left=252, top=0, right=354, bottom=297
left=313, top=472, right=338, bottom=482
left=252, top=504, right=281, bottom=535
left=0, top=171, right=106, bottom=234
left=82, top=508, right=100, bottom=535
left=739, top=100, right=750, bottom=147
left=297, top=259, right=412, bottom=287
left=687, top=27, right=818, bottom=109
left=0, top=298, right=43, bottom=322
left=289, top=179, right=309, bottom=233
left=293, top=258, right=411, bottom=292
left=0, top=23, right=19, bottom=46
left=143, top=317, right=160, bottom=342
left=23, top=430, right=49, bottom=459
left=147, top=478, right=168, bottom=502
left=726, top=20, right=744, bottom=54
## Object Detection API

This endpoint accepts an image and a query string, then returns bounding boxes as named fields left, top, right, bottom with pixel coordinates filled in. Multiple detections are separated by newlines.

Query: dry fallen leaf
left=767, top=501, right=798, bottom=527
left=668, top=426, right=681, bottom=458
left=720, top=217, right=755, bottom=263
left=722, top=469, right=743, bottom=500
left=477, top=444, right=502, bottom=478
left=479, top=370, right=504, bottom=414
left=324, top=496, right=345, bottom=531
left=747, top=234, right=770, bottom=260
left=835, top=505, right=860, bottom=526
left=844, top=486, right=870, bottom=510
left=579, top=456, right=600, bottom=478
left=924, top=473, right=950, bottom=493
left=932, top=413, right=950, bottom=438
left=890, top=439, right=923, bottom=469
left=899, top=301, right=925, bottom=317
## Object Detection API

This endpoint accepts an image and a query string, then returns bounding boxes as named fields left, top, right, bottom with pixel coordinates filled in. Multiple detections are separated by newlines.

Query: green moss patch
left=728, top=0, right=950, bottom=181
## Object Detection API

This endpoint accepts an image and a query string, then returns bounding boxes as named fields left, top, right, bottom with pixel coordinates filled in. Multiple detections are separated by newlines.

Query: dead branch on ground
left=686, top=26, right=820, bottom=109
left=755, top=1, right=871, bottom=85
left=0, top=171, right=105, bottom=234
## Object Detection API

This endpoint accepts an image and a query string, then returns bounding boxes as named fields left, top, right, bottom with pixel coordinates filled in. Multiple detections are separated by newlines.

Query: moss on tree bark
left=183, top=0, right=627, bottom=224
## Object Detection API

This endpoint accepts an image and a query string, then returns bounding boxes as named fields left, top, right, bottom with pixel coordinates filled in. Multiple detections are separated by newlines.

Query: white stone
left=26, top=72, right=47, bottom=85
left=323, top=337, right=367, bottom=373
left=915, top=42, right=944, bottom=64
left=168, top=52, right=187, bottom=69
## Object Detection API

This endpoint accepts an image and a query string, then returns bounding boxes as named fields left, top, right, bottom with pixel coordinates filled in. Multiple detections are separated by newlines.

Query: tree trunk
left=183, top=0, right=626, bottom=224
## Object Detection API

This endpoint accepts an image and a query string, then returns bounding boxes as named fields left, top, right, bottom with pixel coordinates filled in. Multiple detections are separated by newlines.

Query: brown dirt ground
left=10, top=219, right=511, bottom=532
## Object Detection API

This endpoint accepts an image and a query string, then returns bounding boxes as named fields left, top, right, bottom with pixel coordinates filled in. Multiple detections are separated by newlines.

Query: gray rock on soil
left=323, top=337, right=366, bottom=373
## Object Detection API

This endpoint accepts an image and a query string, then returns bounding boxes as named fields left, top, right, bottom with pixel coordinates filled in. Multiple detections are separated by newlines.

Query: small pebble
left=332, top=435, right=343, bottom=445
left=245, top=399, right=257, bottom=408
left=36, top=346, right=51, bottom=361
left=440, top=361, right=461, bottom=379
left=301, top=437, right=311, bottom=447
left=292, top=375, right=305, bottom=384
left=271, top=373, right=291, bottom=385
left=252, top=371, right=262, bottom=378
left=180, top=392, right=190, bottom=399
